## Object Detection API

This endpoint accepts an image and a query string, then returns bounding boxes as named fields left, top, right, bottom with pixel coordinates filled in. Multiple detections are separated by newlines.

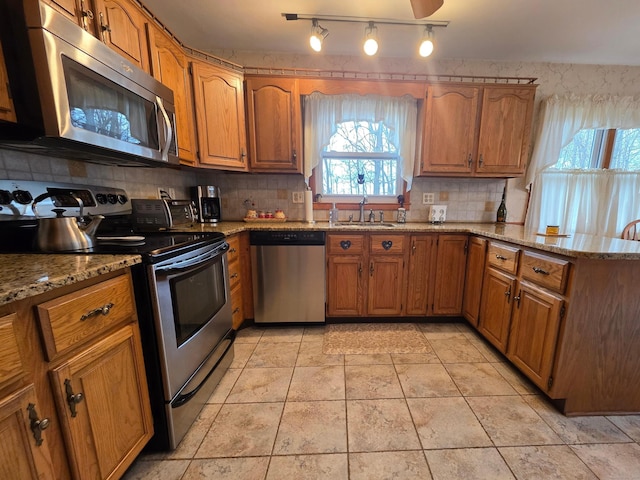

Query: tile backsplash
left=0, top=149, right=504, bottom=223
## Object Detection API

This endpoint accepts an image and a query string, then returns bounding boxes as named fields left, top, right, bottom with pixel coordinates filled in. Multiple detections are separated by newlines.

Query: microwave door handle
left=156, top=96, right=173, bottom=161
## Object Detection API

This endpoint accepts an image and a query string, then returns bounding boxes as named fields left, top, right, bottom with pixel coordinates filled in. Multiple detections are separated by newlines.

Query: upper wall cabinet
left=92, top=0, right=150, bottom=72
left=191, top=60, right=248, bottom=171
left=419, top=84, right=536, bottom=177
left=147, top=24, right=197, bottom=166
left=0, top=37, right=16, bottom=123
left=245, top=76, right=302, bottom=173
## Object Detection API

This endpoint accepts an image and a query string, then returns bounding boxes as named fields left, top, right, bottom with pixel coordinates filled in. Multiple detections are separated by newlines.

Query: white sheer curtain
left=303, top=92, right=418, bottom=190
left=525, top=94, right=640, bottom=236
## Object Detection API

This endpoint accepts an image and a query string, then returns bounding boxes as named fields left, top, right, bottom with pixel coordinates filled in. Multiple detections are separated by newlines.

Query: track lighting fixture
left=283, top=13, right=448, bottom=58
left=309, top=19, right=329, bottom=52
left=363, top=22, right=379, bottom=56
left=419, top=25, right=434, bottom=57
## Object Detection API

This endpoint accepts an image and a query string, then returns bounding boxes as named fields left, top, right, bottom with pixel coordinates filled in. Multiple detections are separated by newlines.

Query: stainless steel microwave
left=0, top=1, right=179, bottom=167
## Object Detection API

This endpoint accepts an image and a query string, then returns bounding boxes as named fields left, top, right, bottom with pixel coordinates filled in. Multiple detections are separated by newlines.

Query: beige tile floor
left=123, top=322, right=640, bottom=480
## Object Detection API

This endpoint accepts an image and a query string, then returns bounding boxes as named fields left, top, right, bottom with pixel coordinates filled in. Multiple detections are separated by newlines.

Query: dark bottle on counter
left=496, top=188, right=507, bottom=223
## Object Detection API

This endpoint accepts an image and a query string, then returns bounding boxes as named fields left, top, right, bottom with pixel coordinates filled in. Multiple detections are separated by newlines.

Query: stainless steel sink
left=333, top=222, right=396, bottom=227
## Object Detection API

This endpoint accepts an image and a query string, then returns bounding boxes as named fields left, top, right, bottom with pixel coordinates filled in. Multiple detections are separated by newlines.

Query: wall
left=2, top=53, right=639, bottom=223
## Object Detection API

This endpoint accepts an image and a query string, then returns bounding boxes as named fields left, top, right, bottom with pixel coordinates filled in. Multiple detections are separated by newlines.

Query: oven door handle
left=155, top=243, right=229, bottom=274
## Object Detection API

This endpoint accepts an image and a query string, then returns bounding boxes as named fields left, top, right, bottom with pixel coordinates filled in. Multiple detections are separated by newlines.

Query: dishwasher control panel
left=249, top=230, right=326, bottom=245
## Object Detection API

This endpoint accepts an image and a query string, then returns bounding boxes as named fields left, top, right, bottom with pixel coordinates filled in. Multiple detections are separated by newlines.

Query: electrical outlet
left=423, top=192, right=435, bottom=204
left=292, top=191, right=304, bottom=204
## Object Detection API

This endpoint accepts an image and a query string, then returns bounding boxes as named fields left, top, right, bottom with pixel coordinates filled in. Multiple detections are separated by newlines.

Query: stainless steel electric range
left=0, top=180, right=235, bottom=450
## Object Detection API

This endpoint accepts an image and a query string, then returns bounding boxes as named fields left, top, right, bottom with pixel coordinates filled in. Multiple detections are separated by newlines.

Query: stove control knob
left=12, top=189, right=33, bottom=205
left=0, top=189, right=12, bottom=205
left=96, top=193, right=108, bottom=204
left=107, top=194, right=117, bottom=204
left=117, top=194, right=128, bottom=204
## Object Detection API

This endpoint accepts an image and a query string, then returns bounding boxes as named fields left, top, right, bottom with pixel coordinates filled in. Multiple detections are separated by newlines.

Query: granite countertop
left=186, top=221, right=640, bottom=260
left=0, top=254, right=140, bottom=307
left=4, top=221, right=639, bottom=307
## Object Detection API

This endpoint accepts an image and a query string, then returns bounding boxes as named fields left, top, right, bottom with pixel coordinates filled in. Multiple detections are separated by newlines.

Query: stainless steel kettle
left=31, top=192, right=104, bottom=252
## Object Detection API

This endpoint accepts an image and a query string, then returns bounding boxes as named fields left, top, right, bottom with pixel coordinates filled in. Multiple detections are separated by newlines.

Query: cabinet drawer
left=0, top=313, right=25, bottom=389
left=328, top=234, right=365, bottom=254
left=228, top=258, right=242, bottom=290
left=227, top=235, right=241, bottom=264
left=37, top=274, right=136, bottom=360
left=370, top=234, right=406, bottom=254
left=521, top=251, right=570, bottom=294
left=230, top=283, right=243, bottom=329
left=487, top=242, right=520, bottom=274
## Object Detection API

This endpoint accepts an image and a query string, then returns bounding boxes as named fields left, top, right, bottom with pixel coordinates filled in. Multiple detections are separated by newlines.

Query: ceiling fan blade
left=410, top=0, right=444, bottom=18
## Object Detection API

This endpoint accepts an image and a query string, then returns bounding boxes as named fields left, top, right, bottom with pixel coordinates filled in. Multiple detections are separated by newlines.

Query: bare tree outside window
left=321, top=121, right=400, bottom=197
left=556, top=128, right=640, bottom=170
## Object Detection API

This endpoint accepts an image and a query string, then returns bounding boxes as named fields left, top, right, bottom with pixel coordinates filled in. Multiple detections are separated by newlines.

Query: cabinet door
left=246, top=77, right=302, bottom=173
left=147, top=25, right=197, bottom=165
left=507, top=281, right=564, bottom=391
left=478, top=267, right=516, bottom=352
left=0, top=37, right=16, bottom=123
left=192, top=61, right=248, bottom=171
left=50, top=324, right=153, bottom=480
left=462, top=236, right=487, bottom=327
left=93, top=0, right=150, bottom=72
left=432, top=235, right=467, bottom=316
left=405, top=235, right=436, bottom=316
left=367, top=256, right=405, bottom=316
left=476, top=87, right=535, bottom=176
left=0, top=385, right=56, bottom=480
left=420, top=85, right=479, bottom=175
left=327, top=255, right=365, bottom=316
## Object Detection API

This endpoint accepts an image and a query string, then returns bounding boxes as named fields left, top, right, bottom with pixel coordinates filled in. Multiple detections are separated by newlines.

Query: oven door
left=148, top=241, right=232, bottom=401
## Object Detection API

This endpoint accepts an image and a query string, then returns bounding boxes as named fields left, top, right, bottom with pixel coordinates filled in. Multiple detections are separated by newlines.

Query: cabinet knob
left=479, top=154, right=484, bottom=166
left=504, top=288, right=511, bottom=300
left=27, top=403, right=50, bottom=447
left=64, top=379, right=85, bottom=418
left=467, top=153, right=472, bottom=166
left=230, top=273, right=239, bottom=279
left=293, top=150, right=297, bottom=160
left=369, top=262, right=374, bottom=276
left=233, top=307, right=240, bottom=314
left=358, top=264, right=363, bottom=276
left=229, top=247, right=237, bottom=253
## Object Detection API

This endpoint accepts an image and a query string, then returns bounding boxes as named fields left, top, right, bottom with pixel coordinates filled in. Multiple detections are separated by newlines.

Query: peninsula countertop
left=4, top=222, right=640, bottom=307
left=183, top=221, right=640, bottom=260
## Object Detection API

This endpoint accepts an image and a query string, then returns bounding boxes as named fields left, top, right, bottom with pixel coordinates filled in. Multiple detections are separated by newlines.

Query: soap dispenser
left=397, top=195, right=406, bottom=223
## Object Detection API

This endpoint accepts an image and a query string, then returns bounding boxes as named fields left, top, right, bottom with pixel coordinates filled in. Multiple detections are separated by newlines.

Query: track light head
left=419, top=25, right=435, bottom=57
left=363, top=22, right=379, bottom=56
left=309, top=19, right=329, bottom=52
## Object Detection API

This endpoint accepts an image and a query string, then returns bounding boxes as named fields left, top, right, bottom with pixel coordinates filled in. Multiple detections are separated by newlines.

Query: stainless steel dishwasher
left=250, top=230, right=326, bottom=324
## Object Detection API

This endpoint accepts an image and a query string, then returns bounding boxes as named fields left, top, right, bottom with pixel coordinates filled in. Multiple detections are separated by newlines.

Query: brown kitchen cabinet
left=462, top=236, right=487, bottom=326
left=191, top=59, right=248, bottom=171
left=405, top=234, right=437, bottom=316
left=0, top=37, right=16, bottom=122
left=477, top=241, right=519, bottom=351
left=226, top=234, right=245, bottom=329
left=326, top=234, right=366, bottom=316
left=418, top=84, right=536, bottom=177
left=420, top=84, right=479, bottom=175
left=147, top=24, right=198, bottom=166
left=245, top=76, right=302, bottom=173
left=92, top=0, right=150, bottom=72
left=0, top=269, right=153, bottom=480
left=507, top=281, right=564, bottom=391
left=367, top=234, right=407, bottom=316
left=432, top=234, right=467, bottom=315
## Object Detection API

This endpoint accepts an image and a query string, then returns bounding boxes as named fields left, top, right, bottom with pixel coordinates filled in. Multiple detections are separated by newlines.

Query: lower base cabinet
left=0, top=269, right=153, bottom=480
left=478, top=266, right=516, bottom=352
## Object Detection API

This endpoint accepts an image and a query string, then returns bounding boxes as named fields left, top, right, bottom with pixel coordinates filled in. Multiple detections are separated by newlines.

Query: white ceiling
left=143, top=0, right=640, bottom=66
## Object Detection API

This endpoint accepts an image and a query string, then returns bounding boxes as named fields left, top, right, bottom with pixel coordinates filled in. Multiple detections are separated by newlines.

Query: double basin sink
left=332, top=222, right=396, bottom=228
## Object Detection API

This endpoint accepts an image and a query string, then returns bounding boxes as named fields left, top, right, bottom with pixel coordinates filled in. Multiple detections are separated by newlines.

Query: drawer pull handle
left=80, top=302, right=114, bottom=321
left=340, top=240, right=351, bottom=250
left=27, top=403, right=50, bottom=446
left=382, top=240, right=393, bottom=250
left=370, top=262, right=374, bottom=276
left=495, top=254, right=508, bottom=261
left=229, top=248, right=237, bottom=253
left=233, top=307, right=241, bottom=314
left=64, top=379, right=84, bottom=418
left=532, top=266, right=550, bottom=275
left=230, top=273, right=239, bottom=279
